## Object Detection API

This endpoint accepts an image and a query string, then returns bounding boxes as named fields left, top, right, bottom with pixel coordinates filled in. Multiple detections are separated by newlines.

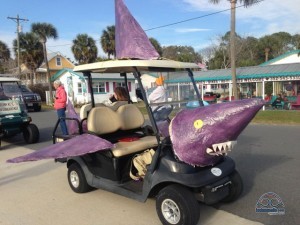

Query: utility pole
left=7, top=15, right=29, bottom=77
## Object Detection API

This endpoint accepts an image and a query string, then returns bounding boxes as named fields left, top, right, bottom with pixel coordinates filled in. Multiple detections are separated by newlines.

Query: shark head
left=169, top=98, right=264, bottom=167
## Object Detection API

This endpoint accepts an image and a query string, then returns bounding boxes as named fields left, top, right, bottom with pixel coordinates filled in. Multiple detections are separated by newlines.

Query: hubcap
left=161, top=199, right=180, bottom=224
left=70, top=171, right=79, bottom=188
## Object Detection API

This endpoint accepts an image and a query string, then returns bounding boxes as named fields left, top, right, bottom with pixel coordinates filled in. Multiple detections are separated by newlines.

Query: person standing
left=53, top=80, right=68, bottom=135
left=148, top=75, right=167, bottom=110
left=285, top=82, right=293, bottom=96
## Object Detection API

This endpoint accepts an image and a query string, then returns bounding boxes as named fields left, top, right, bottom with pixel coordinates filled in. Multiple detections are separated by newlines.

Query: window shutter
left=113, top=82, right=116, bottom=90
left=128, top=82, right=131, bottom=92
left=106, top=82, right=109, bottom=92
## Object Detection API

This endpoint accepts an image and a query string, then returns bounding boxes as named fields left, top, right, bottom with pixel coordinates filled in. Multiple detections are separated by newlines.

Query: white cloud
left=175, top=28, right=211, bottom=33
left=182, top=0, right=300, bottom=36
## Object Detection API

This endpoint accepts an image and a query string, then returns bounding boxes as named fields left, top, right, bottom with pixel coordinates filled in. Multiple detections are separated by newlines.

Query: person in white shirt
left=149, top=75, right=167, bottom=110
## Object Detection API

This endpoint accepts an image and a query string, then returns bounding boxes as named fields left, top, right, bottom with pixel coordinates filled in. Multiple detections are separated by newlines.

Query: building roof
left=167, top=63, right=300, bottom=83
left=40, top=52, right=75, bottom=68
left=260, top=50, right=300, bottom=66
left=51, top=69, right=85, bottom=82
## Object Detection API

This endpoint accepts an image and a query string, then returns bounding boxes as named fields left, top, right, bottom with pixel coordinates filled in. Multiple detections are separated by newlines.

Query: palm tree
left=72, top=34, right=98, bottom=64
left=0, top=41, right=11, bottom=73
left=13, top=33, right=44, bottom=85
left=209, top=0, right=257, bottom=100
left=100, top=25, right=115, bottom=59
left=31, top=22, right=58, bottom=103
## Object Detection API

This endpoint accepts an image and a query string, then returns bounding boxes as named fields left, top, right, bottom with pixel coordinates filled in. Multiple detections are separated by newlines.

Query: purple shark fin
left=115, top=0, right=160, bottom=59
left=7, top=134, right=114, bottom=163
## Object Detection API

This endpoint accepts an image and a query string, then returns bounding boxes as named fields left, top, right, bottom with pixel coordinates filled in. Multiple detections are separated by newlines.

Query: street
left=0, top=109, right=299, bottom=225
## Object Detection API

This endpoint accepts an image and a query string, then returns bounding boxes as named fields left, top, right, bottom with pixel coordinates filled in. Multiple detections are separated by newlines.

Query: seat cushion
left=117, top=104, right=145, bottom=130
left=87, top=107, right=121, bottom=135
left=111, top=136, right=158, bottom=157
left=80, top=103, right=105, bottom=120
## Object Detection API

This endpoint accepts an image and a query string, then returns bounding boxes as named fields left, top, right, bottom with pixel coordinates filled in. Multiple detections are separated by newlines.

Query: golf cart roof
left=73, top=59, right=199, bottom=73
left=0, top=75, right=20, bottom=82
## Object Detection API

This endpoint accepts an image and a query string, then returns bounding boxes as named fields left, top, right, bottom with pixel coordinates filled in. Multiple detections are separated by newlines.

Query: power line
left=145, top=0, right=264, bottom=31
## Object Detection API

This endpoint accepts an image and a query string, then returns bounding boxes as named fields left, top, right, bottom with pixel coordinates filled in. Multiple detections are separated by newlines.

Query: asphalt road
left=0, top=109, right=299, bottom=225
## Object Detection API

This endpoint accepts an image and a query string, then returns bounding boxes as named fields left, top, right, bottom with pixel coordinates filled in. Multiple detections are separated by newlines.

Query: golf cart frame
left=55, top=60, right=242, bottom=225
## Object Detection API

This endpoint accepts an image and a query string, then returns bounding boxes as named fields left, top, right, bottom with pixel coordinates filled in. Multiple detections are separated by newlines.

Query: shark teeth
left=206, top=141, right=237, bottom=156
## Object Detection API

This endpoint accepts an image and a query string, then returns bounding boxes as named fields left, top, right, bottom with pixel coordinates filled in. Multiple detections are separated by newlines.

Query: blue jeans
left=57, top=108, right=68, bottom=135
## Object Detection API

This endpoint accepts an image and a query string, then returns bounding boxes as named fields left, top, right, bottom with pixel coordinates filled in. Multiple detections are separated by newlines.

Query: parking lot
left=0, top=109, right=299, bottom=225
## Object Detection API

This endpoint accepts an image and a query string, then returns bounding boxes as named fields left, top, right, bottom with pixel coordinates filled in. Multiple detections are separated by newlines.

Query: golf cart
left=55, top=60, right=244, bottom=225
left=0, top=76, right=39, bottom=146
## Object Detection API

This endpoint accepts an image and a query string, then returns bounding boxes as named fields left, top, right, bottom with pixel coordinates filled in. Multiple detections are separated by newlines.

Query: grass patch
left=41, top=102, right=53, bottom=110
left=252, top=110, right=300, bottom=125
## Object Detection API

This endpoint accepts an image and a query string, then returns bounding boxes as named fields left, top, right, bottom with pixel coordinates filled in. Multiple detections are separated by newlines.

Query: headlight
left=36, top=95, right=41, bottom=101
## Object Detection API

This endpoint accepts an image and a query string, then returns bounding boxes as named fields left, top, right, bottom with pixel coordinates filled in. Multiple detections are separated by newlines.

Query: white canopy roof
left=73, top=59, right=199, bottom=73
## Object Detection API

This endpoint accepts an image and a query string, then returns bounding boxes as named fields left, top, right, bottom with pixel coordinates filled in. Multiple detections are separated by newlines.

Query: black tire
left=68, top=163, right=92, bottom=193
left=222, top=170, right=243, bottom=203
left=23, top=124, right=39, bottom=144
left=34, top=105, right=41, bottom=112
left=156, top=184, right=200, bottom=225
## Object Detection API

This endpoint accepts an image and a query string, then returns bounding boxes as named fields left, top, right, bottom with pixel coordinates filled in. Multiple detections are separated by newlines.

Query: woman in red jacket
left=53, top=80, right=68, bottom=135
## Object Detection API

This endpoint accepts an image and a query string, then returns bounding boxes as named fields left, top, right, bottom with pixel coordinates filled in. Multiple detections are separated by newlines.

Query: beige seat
left=80, top=101, right=128, bottom=120
left=114, top=104, right=157, bottom=157
left=112, top=136, right=158, bottom=157
left=80, top=103, right=105, bottom=120
left=116, top=104, right=145, bottom=130
left=86, top=104, right=158, bottom=157
left=87, top=107, right=121, bottom=135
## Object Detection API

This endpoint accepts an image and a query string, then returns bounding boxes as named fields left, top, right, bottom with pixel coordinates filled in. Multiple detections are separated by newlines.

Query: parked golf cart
left=0, top=76, right=39, bottom=146
left=54, top=60, right=243, bottom=225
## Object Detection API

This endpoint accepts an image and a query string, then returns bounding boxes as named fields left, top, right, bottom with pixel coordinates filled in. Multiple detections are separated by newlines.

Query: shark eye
left=194, top=119, right=203, bottom=129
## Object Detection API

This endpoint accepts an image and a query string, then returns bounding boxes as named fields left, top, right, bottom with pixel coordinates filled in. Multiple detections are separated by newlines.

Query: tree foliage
left=204, top=31, right=300, bottom=70
left=72, top=34, right=98, bottom=64
left=13, top=32, right=44, bottom=84
left=149, top=37, right=163, bottom=56
left=0, top=40, right=11, bottom=73
left=31, top=23, right=58, bottom=43
left=162, top=45, right=202, bottom=62
left=100, top=26, right=115, bottom=59
left=31, top=22, right=58, bottom=101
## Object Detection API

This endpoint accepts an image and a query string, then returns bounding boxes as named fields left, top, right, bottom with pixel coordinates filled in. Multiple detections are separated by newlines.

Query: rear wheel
left=222, top=170, right=243, bottom=203
left=23, top=124, right=39, bottom=144
left=34, top=105, right=41, bottom=112
left=68, top=163, right=92, bottom=193
left=156, top=184, right=200, bottom=225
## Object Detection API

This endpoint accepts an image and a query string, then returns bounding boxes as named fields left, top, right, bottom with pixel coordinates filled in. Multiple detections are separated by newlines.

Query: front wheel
left=221, top=170, right=243, bottom=203
left=156, top=184, right=200, bottom=225
left=68, top=163, right=92, bottom=193
left=23, top=124, right=39, bottom=144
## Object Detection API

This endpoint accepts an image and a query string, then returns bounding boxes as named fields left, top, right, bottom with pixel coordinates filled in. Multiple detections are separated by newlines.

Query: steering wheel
left=152, top=105, right=173, bottom=122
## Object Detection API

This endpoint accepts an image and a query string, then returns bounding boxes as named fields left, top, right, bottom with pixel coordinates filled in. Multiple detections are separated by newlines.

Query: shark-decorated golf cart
left=6, top=1, right=264, bottom=225
left=69, top=60, right=263, bottom=225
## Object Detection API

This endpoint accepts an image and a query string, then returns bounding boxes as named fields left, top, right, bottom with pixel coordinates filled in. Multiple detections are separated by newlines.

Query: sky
left=1, top=0, right=300, bottom=62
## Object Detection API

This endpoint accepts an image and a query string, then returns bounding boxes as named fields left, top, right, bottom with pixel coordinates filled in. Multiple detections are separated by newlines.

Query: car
left=20, top=85, right=42, bottom=112
left=0, top=75, right=40, bottom=146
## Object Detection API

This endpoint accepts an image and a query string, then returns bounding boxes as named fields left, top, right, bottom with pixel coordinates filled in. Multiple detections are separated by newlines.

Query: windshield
left=0, top=81, right=26, bottom=113
left=20, top=85, right=32, bottom=93
left=1, top=82, right=23, bottom=97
